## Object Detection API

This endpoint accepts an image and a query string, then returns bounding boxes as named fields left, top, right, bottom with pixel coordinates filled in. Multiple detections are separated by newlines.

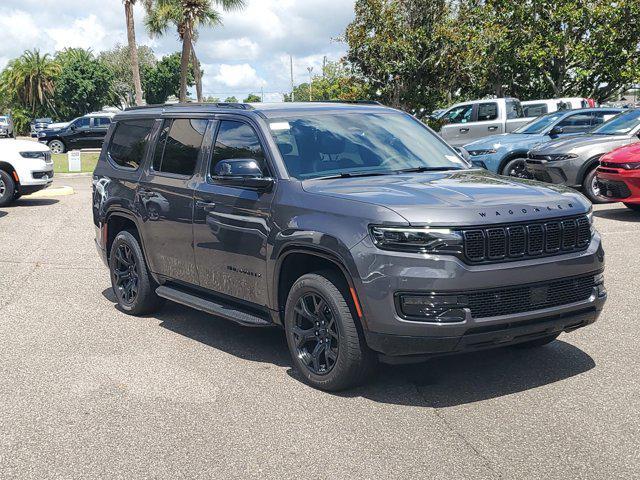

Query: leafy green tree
left=203, top=95, right=220, bottom=103
left=143, top=52, right=194, bottom=104
left=54, top=48, right=114, bottom=118
left=0, top=49, right=60, bottom=117
left=145, top=0, right=245, bottom=102
left=287, top=60, right=370, bottom=102
left=224, top=96, right=238, bottom=103
left=243, top=93, right=261, bottom=102
left=100, top=44, right=156, bottom=107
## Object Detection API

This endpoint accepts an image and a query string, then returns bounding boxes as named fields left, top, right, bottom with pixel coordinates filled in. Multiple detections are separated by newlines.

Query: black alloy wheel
left=292, top=292, right=339, bottom=375
left=502, top=158, right=531, bottom=178
left=113, top=243, right=139, bottom=306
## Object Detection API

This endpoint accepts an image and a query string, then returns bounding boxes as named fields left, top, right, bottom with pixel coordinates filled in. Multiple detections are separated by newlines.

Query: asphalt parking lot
left=1, top=176, right=638, bottom=479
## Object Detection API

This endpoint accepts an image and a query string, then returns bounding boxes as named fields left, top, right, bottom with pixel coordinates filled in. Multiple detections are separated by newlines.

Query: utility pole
left=261, top=87, right=264, bottom=103
left=322, top=56, right=327, bottom=78
left=307, top=67, right=313, bottom=102
left=290, top=55, right=295, bottom=102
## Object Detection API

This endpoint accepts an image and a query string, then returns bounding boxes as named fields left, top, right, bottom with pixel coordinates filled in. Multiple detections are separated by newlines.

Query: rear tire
left=624, top=203, right=640, bottom=212
left=513, top=333, right=560, bottom=349
left=284, top=272, right=376, bottom=391
left=0, top=170, right=16, bottom=207
left=109, top=230, right=164, bottom=315
left=583, top=167, right=608, bottom=204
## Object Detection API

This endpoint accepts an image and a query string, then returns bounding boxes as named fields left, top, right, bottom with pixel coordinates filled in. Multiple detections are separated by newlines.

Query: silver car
left=526, top=109, right=640, bottom=202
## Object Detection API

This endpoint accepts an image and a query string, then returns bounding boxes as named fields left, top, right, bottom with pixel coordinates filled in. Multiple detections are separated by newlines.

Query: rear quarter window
left=107, top=119, right=155, bottom=170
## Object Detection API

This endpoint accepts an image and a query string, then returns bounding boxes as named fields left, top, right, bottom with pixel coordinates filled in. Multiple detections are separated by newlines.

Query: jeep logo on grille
left=530, top=286, right=548, bottom=305
left=478, top=203, right=575, bottom=218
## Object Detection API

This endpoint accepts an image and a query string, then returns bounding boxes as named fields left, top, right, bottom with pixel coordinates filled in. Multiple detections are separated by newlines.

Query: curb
left=55, top=172, right=93, bottom=178
left=26, top=186, right=75, bottom=198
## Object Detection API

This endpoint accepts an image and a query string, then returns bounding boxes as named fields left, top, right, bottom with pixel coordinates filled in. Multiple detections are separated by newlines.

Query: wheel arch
left=104, top=210, right=145, bottom=262
left=577, top=154, right=604, bottom=186
left=498, top=151, right=530, bottom=175
left=274, top=245, right=363, bottom=327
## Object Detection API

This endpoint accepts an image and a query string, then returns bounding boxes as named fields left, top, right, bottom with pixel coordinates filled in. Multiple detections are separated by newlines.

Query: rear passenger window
left=210, top=121, right=268, bottom=176
left=153, top=118, right=207, bottom=176
left=477, top=102, right=498, bottom=121
left=108, top=119, right=155, bottom=170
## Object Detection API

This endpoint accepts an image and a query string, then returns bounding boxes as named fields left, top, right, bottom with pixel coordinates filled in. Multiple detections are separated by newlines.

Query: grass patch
left=52, top=152, right=99, bottom=173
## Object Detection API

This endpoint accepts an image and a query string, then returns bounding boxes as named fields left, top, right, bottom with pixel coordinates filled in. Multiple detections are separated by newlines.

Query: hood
left=601, top=142, right=640, bottom=163
left=302, top=170, right=589, bottom=226
left=0, top=139, right=50, bottom=152
left=464, top=133, right=543, bottom=151
left=531, top=134, right=632, bottom=154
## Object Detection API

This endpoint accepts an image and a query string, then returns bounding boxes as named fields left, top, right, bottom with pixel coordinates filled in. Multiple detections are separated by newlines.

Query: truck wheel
left=109, top=230, right=164, bottom=315
left=502, top=158, right=530, bottom=178
left=624, top=203, right=640, bottom=212
left=0, top=170, right=16, bottom=207
left=48, top=139, right=66, bottom=154
left=583, top=168, right=608, bottom=204
left=284, top=272, right=376, bottom=391
left=513, top=333, right=560, bottom=349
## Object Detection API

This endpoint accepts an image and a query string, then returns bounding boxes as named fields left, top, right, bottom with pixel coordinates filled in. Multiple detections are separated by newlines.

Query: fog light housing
left=398, top=294, right=468, bottom=322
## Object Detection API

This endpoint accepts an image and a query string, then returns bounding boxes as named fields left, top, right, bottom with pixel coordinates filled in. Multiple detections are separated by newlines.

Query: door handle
left=196, top=200, right=216, bottom=210
left=459, top=128, right=469, bottom=133
left=488, top=126, right=498, bottom=131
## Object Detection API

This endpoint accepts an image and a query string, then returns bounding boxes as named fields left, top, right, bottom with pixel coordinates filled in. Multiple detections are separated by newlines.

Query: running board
left=156, top=285, right=273, bottom=327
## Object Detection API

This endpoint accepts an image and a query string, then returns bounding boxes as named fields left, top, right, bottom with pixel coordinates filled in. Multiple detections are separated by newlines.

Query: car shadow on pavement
left=102, top=288, right=595, bottom=406
left=593, top=207, right=640, bottom=222
left=0, top=210, right=6, bottom=218
left=11, top=198, right=60, bottom=207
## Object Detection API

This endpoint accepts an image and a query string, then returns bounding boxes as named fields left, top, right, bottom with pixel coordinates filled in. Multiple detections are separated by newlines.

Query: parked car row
left=0, top=115, right=15, bottom=138
left=521, top=97, right=593, bottom=117
left=37, top=111, right=114, bottom=153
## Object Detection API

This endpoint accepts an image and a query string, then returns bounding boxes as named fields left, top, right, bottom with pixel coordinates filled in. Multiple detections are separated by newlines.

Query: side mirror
left=212, top=158, right=274, bottom=189
left=549, top=126, right=563, bottom=136
left=453, top=146, right=470, bottom=161
left=69, top=124, right=77, bottom=131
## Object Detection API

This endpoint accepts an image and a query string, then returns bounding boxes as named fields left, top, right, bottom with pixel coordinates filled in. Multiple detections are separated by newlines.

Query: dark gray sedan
left=526, top=109, right=640, bottom=202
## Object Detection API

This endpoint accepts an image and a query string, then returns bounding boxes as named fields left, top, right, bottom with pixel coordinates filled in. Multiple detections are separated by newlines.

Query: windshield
left=0, top=117, right=8, bottom=125
left=514, top=111, right=565, bottom=134
left=268, top=112, right=468, bottom=180
left=591, top=109, right=640, bottom=135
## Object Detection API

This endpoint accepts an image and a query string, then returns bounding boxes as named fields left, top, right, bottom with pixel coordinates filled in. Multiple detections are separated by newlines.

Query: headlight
left=370, top=226, right=463, bottom=253
left=19, top=151, right=46, bottom=159
left=38, top=132, right=47, bottom=138
left=619, top=162, right=640, bottom=170
left=467, top=149, right=496, bottom=156
left=549, top=153, right=578, bottom=161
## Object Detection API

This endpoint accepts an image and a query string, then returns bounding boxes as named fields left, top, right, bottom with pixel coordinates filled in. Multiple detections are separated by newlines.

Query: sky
left=0, top=0, right=356, bottom=102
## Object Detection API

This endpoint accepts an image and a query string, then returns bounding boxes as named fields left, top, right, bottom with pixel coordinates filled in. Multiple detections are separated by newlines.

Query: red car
left=596, top=143, right=640, bottom=212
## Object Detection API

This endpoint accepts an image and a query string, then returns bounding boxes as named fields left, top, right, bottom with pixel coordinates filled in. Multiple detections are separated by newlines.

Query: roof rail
left=124, top=102, right=254, bottom=112
left=315, top=100, right=383, bottom=105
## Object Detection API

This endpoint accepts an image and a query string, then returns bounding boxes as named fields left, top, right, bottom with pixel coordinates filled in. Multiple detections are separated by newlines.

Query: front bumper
left=526, top=158, right=582, bottom=187
left=350, top=233, right=605, bottom=357
left=596, top=167, right=640, bottom=202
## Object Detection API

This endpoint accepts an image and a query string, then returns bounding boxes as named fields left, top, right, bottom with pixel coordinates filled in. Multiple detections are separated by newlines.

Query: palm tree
left=123, top=0, right=146, bottom=106
left=2, top=49, right=60, bottom=116
left=145, top=0, right=245, bottom=102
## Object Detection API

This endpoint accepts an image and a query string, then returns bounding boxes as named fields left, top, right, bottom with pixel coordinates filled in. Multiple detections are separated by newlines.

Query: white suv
left=0, top=139, right=53, bottom=206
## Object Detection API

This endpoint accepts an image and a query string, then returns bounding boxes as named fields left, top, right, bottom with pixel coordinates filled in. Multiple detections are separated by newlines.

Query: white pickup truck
left=0, top=139, right=54, bottom=207
left=437, top=97, right=535, bottom=147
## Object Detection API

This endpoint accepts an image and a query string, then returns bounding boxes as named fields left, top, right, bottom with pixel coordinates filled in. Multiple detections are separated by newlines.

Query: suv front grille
left=467, top=274, right=596, bottom=318
left=462, top=215, right=591, bottom=263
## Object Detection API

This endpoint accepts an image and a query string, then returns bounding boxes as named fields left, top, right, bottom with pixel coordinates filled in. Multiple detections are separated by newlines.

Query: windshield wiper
left=396, top=166, right=463, bottom=174
left=315, top=171, right=392, bottom=180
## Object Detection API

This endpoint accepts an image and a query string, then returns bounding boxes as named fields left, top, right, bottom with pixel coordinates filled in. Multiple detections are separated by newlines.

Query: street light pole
left=307, top=67, right=313, bottom=102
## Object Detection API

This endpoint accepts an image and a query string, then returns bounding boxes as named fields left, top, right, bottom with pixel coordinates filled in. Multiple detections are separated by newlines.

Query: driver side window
left=74, top=117, right=91, bottom=129
left=444, top=104, right=473, bottom=124
left=210, top=121, right=268, bottom=177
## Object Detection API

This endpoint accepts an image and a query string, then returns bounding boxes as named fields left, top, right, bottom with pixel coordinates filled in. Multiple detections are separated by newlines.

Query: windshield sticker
left=270, top=121, right=290, bottom=131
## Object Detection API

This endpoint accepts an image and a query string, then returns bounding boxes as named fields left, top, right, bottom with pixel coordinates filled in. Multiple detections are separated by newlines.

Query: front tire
left=624, top=203, right=640, bottom=212
left=583, top=168, right=608, bottom=204
left=109, top=230, right=164, bottom=315
left=48, top=139, right=66, bottom=154
left=284, top=272, right=376, bottom=391
left=501, top=158, right=531, bottom=178
left=0, top=170, right=16, bottom=207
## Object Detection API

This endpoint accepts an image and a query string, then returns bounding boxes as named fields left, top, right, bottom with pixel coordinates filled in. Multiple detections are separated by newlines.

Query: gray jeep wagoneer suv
left=93, top=102, right=606, bottom=391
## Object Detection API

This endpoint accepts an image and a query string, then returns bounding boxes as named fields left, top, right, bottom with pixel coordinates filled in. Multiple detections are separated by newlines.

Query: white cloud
left=45, top=15, right=107, bottom=51
left=204, top=38, right=261, bottom=62
left=212, top=64, right=267, bottom=89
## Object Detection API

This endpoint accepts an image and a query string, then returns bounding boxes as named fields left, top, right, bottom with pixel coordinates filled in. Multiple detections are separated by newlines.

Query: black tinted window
left=477, top=102, right=498, bottom=121
left=154, top=119, right=207, bottom=176
left=95, top=117, right=111, bottom=127
left=522, top=104, right=548, bottom=117
left=74, top=117, right=90, bottom=128
left=108, top=119, right=155, bottom=169
left=211, top=121, right=267, bottom=175
left=557, top=113, right=593, bottom=133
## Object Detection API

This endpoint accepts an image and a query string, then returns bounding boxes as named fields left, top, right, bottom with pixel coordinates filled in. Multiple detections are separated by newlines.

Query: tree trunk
left=191, top=44, right=203, bottom=102
left=124, top=1, right=143, bottom=106
left=179, top=24, right=193, bottom=102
